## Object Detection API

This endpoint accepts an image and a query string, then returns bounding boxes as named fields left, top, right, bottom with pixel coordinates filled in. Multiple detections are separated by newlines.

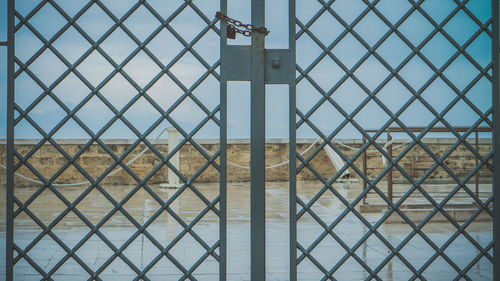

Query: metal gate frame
left=290, top=1, right=498, bottom=280
left=3, top=0, right=500, bottom=280
left=220, top=0, right=296, bottom=279
left=5, top=0, right=226, bottom=280
left=493, top=3, right=500, bottom=281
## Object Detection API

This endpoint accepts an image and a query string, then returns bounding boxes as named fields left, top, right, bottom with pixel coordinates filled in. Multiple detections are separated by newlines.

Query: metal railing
left=3, top=0, right=498, bottom=280
left=361, top=127, right=493, bottom=203
left=6, top=0, right=223, bottom=280
left=293, top=0, right=497, bottom=280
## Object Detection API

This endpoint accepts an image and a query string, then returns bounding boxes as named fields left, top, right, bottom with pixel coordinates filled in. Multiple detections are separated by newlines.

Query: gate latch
left=216, top=11, right=270, bottom=39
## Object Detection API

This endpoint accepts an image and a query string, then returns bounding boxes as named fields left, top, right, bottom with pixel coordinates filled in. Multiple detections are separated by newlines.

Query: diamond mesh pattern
left=12, top=0, right=222, bottom=279
left=295, top=0, right=493, bottom=279
left=9, top=0, right=496, bottom=279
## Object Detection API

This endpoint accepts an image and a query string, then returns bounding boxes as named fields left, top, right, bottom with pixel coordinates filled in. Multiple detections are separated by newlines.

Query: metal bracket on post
left=264, top=49, right=294, bottom=84
left=221, top=47, right=294, bottom=84
left=221, top=45, right=251, bottom=81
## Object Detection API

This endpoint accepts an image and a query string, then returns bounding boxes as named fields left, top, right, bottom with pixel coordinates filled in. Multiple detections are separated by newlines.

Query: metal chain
left=215, top=11, right=269, bottom=38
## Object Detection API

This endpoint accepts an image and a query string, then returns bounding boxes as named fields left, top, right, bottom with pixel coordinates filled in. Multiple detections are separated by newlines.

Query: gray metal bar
left=250, top=0, right=266, bottom=279
left=493, top=0, right=499, bottom=280
left=0, top=41, right=7, bottom=46
left=289, top=87, right=297, bottom=281
left=220, top=81, right=227, bottom=281
left=6, top=0, right=14, bottom=279
left=289, top=0, right=297, bottom=280
left=220, top=0, right=227, bottom=279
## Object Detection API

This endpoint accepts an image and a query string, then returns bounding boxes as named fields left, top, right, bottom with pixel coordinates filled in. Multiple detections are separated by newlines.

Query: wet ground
left=0, top=181, right=493, bottom=280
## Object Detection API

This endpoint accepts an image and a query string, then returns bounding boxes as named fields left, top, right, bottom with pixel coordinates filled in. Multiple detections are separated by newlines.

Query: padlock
left=227, top=25, right=236, bottom=39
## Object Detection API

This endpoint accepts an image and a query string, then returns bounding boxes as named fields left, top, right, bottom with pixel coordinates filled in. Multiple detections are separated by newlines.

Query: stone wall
left=0, top=139, right=492, bottom=187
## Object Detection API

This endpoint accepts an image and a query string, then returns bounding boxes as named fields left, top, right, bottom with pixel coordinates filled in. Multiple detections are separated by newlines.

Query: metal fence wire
left=2, top=0, right=499, bottom=280
left=293, top=0, right=495, bottom=280
left=7, top=0, right=223, bottom=280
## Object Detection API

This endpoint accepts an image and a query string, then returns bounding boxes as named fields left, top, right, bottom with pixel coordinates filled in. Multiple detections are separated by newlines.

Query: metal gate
left=2, top=0, right=498, bottom=280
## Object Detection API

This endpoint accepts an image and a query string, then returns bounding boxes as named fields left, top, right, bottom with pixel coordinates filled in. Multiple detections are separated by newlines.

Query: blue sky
left=0, top=0, right=494, bottom=140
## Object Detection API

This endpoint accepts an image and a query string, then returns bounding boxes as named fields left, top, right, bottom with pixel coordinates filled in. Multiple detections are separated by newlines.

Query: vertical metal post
left=250, top=0, right=266, bottom=280
left=288, top=0, right=297, bottom=280
left=6, top=0, right=15, bottom=280
left=362, top=137, right=367, bottom=204
left=219, top=0, right=227, bottom=280
left=220, top=80, right=227, bottom=281
left=492, top=1, right=499, bottom=280
left=387, top=131, right=393, bottom=203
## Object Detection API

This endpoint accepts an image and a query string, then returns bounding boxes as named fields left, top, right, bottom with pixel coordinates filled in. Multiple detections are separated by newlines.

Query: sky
left=0, top=0, right=494, bottom=140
